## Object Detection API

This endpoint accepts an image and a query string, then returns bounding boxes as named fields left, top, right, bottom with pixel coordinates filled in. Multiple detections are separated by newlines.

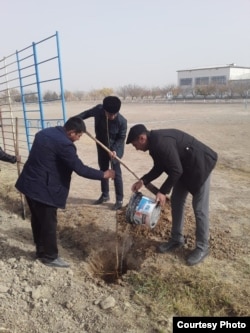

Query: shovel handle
left=85, top=131, right=137, bottom=176
left=85, top=130, right=159, bottom=195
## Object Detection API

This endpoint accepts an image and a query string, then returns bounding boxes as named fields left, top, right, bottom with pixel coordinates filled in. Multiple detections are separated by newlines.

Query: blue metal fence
left=0, top=31, right=67, bottom=159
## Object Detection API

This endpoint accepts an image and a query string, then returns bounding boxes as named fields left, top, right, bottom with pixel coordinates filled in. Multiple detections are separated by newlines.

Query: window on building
left=195, top=77, right=209, bottom=85
left=211, top=76, right=226, bottom=84
left=180, top=78, right=192, bottom=86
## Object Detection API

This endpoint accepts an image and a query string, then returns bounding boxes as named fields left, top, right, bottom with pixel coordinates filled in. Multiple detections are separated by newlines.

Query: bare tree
left=73, top=90, right=85, bottom=101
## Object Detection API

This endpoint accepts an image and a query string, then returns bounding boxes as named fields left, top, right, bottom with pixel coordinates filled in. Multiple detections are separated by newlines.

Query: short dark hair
left=64, top=117, right=86, bottom=133
left=103, top=96, right=121, bottom=114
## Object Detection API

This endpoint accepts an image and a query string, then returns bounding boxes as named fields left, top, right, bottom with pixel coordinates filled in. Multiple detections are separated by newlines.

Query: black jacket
left=76, top=104, right=127, bottom=159
left=140, top=129, right=218, bottom=195
left=0, top=147, right=17, bottom=163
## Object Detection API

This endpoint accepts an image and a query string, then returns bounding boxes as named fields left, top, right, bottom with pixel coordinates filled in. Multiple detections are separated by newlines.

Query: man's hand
left=155, top=192, right=170, bottom=207
left=155, top=192, right=167, bottom=207
left=103, top=169, right=115, bottom=179
left=131, top=179, right=143, bottom=192
left=108, top=151, right=116, bottom=160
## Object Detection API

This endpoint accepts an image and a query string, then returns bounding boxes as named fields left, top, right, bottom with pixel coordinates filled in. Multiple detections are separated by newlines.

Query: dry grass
left=125, top=264, right=250, bottom=317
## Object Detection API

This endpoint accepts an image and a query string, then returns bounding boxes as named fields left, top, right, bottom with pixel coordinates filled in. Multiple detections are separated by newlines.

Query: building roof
left=177, top=64, right=250, bottom=72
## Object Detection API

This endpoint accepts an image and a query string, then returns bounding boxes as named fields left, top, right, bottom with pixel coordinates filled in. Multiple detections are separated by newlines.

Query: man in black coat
left=75, top=96, right=127, bottom=210
left=15, top=117, right=115, bottom=268
left=126, top=124, right=218, bottom=266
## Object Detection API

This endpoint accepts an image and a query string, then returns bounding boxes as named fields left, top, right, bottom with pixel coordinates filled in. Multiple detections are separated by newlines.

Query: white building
left=177, top=64, right=250, bottom=88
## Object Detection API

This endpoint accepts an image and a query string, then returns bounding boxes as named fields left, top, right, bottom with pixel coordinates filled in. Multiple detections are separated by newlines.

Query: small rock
left=0, top=285, right=9, bottom=293
left=7, top=258, right=16, bottom=264
left=31, top=285, right=49, bottom=300
left=65, top=301, right=73, bottom=309
left=24, top=286, right=32, bottom=293
left=99, top=296, right=116, bottom=310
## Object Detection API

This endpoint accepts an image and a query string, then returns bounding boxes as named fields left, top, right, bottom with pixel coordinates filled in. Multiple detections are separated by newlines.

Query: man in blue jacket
left=75, top=96, right=127, bottom=210
left=15, top=117, right=115, bottom=268
left=126, top=124, right=218, bottom=266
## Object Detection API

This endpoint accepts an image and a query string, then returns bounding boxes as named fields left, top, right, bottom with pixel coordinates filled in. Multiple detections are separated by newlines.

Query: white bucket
left=126, top=192, right=161, bottom=229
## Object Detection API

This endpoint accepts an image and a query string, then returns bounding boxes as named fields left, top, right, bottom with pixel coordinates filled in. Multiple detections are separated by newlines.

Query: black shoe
left=40, top=257, right=70, bottom=268
left=93, top=194, right=110, bottom=205
left=158, top=239, right=184, bottom=253
left=112, top=201, right=123, bottom=210
left=186, top=248, right=209, bottom=266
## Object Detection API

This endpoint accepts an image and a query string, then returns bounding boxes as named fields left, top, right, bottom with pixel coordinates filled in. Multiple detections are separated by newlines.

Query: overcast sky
left=1, top=0, right=250, bottom=91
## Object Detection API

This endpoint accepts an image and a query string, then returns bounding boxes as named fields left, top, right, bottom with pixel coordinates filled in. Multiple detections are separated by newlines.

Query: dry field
left=0, top=101, right=249, bottom=332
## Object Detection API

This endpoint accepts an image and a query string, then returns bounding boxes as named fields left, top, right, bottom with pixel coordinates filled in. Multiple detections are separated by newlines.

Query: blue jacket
left=140, top=129, right=218, bottom=195
left=76, top=104, right=127, bottom=159
left=15, top=126, right=104, bottom=208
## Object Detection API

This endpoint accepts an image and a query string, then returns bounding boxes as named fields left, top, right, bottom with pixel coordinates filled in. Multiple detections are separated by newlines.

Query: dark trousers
left=25, top=196, right=58, bottom=260
left=97, top=149, right=123, bottom=202
left=170, top=175, right=211, bottom=251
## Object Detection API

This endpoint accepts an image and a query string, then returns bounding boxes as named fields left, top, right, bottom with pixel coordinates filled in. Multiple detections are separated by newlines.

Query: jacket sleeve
left=111, top=117, right=127, bottom=158
left=58, top=142, right=104, bottom=180
left=0, top=147, right=17, bottom=164
left=141, top=139, right=183, bottom=195
left=75, top=105, right=101, bottom=120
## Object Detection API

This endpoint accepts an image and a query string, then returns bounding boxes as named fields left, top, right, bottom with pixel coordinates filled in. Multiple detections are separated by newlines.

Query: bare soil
left=0, top=102, right=249, bottom=332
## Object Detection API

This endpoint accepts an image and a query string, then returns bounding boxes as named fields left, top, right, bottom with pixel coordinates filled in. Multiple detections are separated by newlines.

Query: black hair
left=64, top=117, right=86, bottom=133
left=103, top=96, right=121, bottom=114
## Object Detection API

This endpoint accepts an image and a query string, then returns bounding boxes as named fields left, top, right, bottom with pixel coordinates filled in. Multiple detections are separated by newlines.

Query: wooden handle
left=15, top=117, right=26, bottom=220
left=85, top=131, right=140, bottom=178
left=85, top=130, right=159, bottom=195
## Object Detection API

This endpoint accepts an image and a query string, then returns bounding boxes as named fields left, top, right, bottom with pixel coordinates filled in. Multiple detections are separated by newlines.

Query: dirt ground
left=0, top=101, right=250, bottom=332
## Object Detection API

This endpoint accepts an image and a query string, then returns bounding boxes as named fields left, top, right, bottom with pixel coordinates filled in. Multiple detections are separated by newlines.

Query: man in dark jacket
left=75, top=96, right=127, bottom=210
left=126, top=124, right=218, bottom=266
left=0, top=147, right=21, bottom=164
left=15, top=117, right=115, bottom=268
